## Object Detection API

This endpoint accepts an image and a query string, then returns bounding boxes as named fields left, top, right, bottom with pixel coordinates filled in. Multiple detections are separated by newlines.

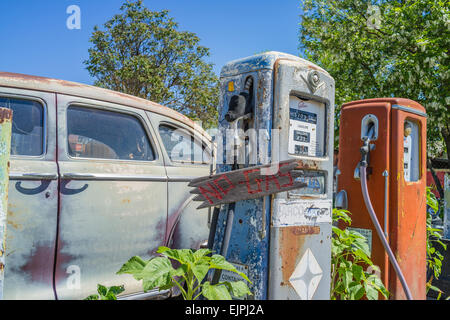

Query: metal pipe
left=211, top=206, right=234, bottom=285
left=360, top=165, right=413, bottom=300
left=0, top=108, right=12, bottom=300
left=382, top=170, right=389, bottom=238
left=221, top=208, right=235, bottom=258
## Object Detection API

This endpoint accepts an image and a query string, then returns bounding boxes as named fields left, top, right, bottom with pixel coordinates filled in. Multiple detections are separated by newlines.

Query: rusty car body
left=0, top=72, right=213, bottom=299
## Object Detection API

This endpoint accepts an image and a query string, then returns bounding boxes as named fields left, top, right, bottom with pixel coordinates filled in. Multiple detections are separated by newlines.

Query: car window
left=67, top=106, right=155, bottom=161
left=159, top=124, right=211, bottom=164
left=0, top=97, right=44, bottom=156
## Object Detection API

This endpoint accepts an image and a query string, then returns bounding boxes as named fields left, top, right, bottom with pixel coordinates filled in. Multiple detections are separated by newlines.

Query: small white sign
left=348, top=227, right=373, bottom=257
left=272, top=199, right=332, bottom=227
left=218, top=262, right=249, bottom=300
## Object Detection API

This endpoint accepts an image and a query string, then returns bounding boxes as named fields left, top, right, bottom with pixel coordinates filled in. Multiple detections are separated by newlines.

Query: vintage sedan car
left=0, top=72, right=213, bottom=299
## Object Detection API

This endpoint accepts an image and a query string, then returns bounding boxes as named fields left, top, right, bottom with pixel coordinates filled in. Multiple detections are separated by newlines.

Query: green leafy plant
left=331, top=209, right=389, bottom=300
left=84, top=284, right=125, bottom=300
left=117, top=246, right=252, bottom=300
left=426, top=186, right=447, bottom=299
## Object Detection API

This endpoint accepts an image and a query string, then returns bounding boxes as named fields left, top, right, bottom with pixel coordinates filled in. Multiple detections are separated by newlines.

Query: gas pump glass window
left=288, top=95, right=326, bottom=158
left=0, top=97, right=44, bottom=156
left=159, top=124, right=211, bottom=164
left=403, top=119, right=420, bottom=182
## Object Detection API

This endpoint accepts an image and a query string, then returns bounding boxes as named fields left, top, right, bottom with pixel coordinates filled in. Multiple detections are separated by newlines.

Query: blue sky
left=0, top=0, right=303, bottom=85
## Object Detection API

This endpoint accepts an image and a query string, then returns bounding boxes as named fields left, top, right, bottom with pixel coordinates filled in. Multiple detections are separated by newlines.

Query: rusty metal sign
left=189, top=159, right=307, bottom=209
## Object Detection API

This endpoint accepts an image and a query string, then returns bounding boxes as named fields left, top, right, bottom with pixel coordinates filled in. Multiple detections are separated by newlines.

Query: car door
left=148, top=113, right=211, bottom=251
left=54, top=94, right=168, bottom=300
left=0, top=88, right=58, bottom=300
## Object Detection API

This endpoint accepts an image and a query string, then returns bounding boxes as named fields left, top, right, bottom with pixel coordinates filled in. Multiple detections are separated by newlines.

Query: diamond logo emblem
left=289, top=248, right=323, bottom=300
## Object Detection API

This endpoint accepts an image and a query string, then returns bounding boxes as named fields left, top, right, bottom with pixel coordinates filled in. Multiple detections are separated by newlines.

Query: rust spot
left=298, top=195, right=318, bottom=200
left=307, top=64, right=321, bottom=71
left=0, top=108, right=12, bottom=123
left=279, top=226, right=309, bottom=284
left=0, top=72, right=54, bottom=83
left=20, top=245, right=54, bottom=283
left=295, top=160, right=319, bottom=170
left=291, top=226, right=320, bottom=235
left=7, top=219, right=21, bottom=230
left=122, top=199, right=131, bottom=204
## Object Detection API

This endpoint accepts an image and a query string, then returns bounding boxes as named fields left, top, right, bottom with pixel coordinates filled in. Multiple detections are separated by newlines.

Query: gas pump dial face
left=288, top=96, right=326, bottom=158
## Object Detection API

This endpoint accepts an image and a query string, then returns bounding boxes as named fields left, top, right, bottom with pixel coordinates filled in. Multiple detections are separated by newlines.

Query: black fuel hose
left=360, top=165, right=413, bottom=300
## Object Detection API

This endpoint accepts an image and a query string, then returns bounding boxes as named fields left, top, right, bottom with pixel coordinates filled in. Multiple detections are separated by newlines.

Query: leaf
left=117, top=256, right=147, bottom=278
left=202, top=281, right=232, bottom=300
left=139, top=257, right=176, bottom=291
left=222, top=281, right=252, bottom=298
left=427, top=284, right=443, bottom=293
left=191, top=261, right=210, bottom=284
left=210, top=255, right=251, bottom=283
left=193, top=248, right=212, bottom=261
left=348, top=283, right=365, bottom=300
left=157, top=246, right=194, bottom=264
left=107, top=285, right=125, bottom=296
left=84, top=294, right=99, bottom=300
left=364, top=283, right=379, bottom=300
left=104, top=291, right=118, bottom=300
left=97, top=284, right=107, bottom=297
left=352, top=264, right=364, bottom=283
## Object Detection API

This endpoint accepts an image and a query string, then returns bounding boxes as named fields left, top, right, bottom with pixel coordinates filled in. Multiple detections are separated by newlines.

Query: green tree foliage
left=299, top=0, right=449, bottom=158
left=84, top=0, right=219, bottom=128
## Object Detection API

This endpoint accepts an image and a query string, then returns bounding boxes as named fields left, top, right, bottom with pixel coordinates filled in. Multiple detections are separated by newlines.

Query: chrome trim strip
left=60, top=173, right=168, bottom=182
left=392, top=104, right=427, bottom=118
left=167, top=176, right=197, bottom=182
left=9, top=172, right=58, bottom=180
left=118, top=289, right=170, bottom=300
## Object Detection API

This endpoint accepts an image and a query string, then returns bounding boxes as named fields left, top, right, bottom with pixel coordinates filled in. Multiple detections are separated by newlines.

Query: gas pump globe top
left=211, top=52, right=335, bottom=300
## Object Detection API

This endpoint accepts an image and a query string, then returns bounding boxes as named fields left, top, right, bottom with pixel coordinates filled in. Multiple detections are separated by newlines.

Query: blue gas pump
left=208, top=52, right=335, bottom=300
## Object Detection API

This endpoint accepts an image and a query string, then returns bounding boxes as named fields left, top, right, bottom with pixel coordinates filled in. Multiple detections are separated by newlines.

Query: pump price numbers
left=293, top=130, right=310, bottom=143
left=290, top=108, right=317, bottom=124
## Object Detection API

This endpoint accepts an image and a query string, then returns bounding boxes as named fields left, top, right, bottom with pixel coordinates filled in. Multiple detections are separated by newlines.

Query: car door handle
left=9, top=172, right=58, bottom=180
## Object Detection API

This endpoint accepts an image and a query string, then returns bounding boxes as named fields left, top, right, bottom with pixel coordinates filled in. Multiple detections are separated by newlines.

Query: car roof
left=0, top=72, right=212, bottom=141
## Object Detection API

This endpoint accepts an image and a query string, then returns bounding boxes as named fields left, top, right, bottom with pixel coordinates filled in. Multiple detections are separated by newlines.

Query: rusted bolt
left=308, top=70, right=320, bottom=88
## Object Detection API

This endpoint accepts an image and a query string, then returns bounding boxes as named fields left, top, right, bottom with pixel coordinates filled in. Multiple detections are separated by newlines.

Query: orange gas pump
left=336, top=98, right=427, bottom=300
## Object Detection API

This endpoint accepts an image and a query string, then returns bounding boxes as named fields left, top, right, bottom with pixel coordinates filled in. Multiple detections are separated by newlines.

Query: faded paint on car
left=0, top=73, right=212, bottom=300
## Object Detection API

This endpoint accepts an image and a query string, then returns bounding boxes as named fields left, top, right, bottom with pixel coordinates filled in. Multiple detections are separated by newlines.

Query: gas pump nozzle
left=354, top=123, right=376, bottom=179
left=225, top=77, right=254, bottom=123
